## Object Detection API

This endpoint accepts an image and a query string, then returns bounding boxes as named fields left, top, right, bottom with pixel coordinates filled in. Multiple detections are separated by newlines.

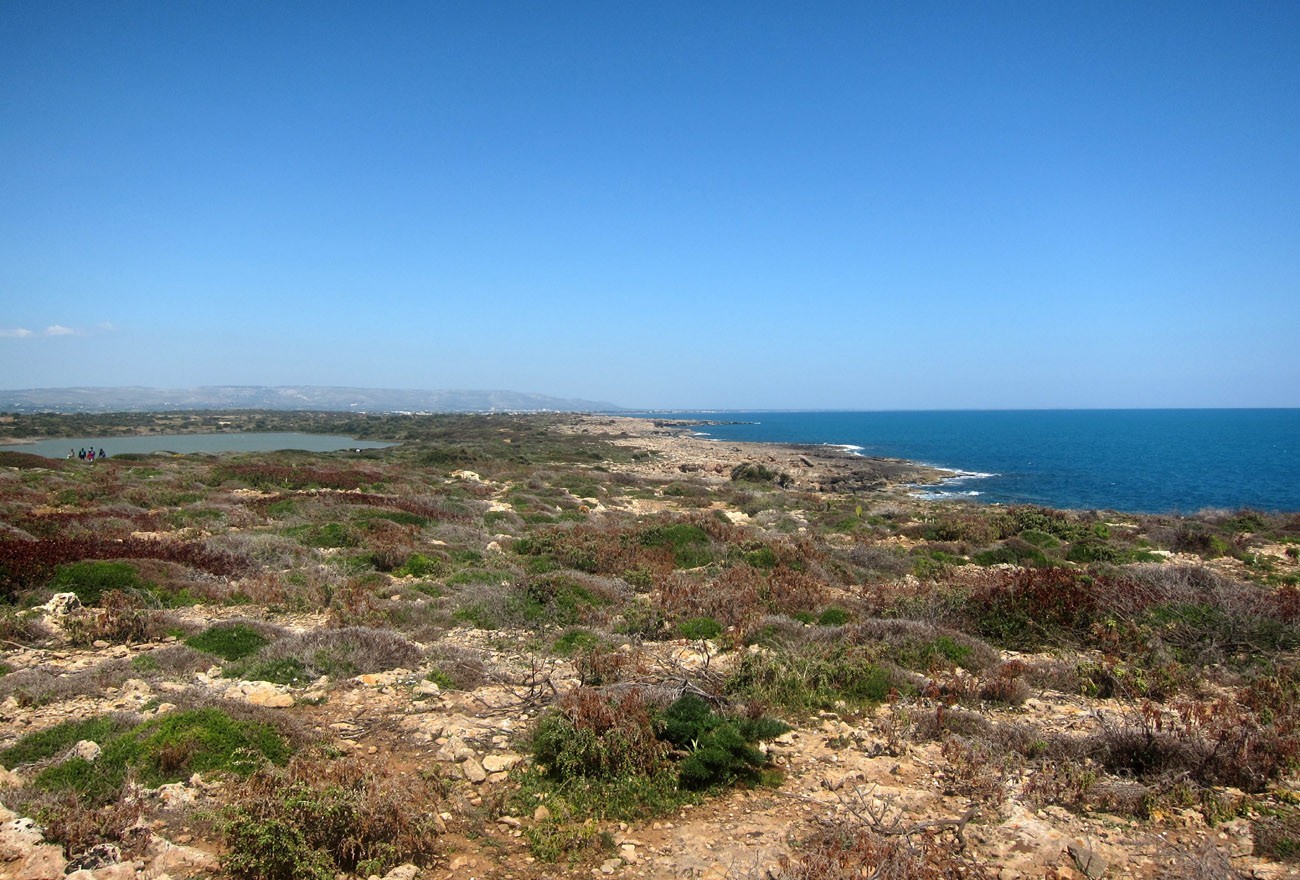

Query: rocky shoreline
left=570, top=415, right=952, bottom=498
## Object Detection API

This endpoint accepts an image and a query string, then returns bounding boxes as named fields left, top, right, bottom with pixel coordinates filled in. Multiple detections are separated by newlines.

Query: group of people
left=69, top=447, right=107, bottom=461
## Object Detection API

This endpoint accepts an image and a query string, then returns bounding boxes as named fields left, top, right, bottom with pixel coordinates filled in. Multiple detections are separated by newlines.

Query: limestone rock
left=13, top=844, right=68, bottom=880
left=482, top=753, right=521, bottom=773
left=40, top=593, right=81, bottom=616
left=435, top=735, right=475, bottom=763
left=382, top=864, right=421, bottom=880
left=145, top=837, right=220, bottom=874
left=71, top=740, right=101, bottom=762
left=0, top=765, right=24, bottom=789
left=234, top=682, right=295, bottom=708
left=1067, top=841, right=1108, bottom=879
left=156, top=782, right=195, bottom=809
left=462, top=758, right=487, bottom=783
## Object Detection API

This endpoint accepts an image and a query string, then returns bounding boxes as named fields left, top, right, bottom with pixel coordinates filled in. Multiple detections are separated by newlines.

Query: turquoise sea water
left=644, top=410, right=1300, bottom=514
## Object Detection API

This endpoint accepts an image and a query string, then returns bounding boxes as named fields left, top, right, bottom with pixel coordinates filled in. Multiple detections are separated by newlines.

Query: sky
left=2, top=2, right=1298, bottom=410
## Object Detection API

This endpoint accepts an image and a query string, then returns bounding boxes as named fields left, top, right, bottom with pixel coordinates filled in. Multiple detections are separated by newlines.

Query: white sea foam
left=940, top=469, right=997, bottom=481
left=912, top=489, right=984, bottom=500
left=906, top=467, right=996, bottom=502
left=822, top=443, right=865, bottom=455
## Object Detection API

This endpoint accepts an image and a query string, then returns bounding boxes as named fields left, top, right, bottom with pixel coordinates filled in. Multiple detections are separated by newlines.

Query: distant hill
left=0, top=386, right=624, bottom=414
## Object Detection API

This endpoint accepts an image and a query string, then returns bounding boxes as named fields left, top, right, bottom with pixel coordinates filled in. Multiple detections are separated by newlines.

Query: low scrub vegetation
left=2, top=411, right=1299, bottom=875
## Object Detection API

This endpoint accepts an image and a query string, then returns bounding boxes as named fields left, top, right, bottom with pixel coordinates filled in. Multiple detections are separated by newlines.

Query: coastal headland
left=568, top=415, right=953, bottom=496
left=0, top=410, right=1298, bottom=879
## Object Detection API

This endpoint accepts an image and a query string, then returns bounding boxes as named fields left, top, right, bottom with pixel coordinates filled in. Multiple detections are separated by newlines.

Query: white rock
left=40, top=593, right=81, bottom=615
left=71, top=740, right=101, bottom=762
left=482, top=753, right=522, bottom=773
left=156, top=782, right=195, bottom=808
left=462, top=759, right=487, bottom=784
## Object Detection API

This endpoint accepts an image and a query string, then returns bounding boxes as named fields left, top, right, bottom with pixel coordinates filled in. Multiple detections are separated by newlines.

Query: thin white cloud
left=2, top=323, right=114, bottom=339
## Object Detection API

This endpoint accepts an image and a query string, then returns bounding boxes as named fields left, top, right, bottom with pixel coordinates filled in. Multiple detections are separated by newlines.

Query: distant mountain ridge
left=0, top=386, right=623, bottom=414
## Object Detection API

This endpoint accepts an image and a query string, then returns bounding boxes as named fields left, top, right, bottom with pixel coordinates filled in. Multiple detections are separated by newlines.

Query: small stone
left=72, top=740, right=101, bottom=762
left=157, top=782, right=195, bottom=808
left=1067, top=841, right=1108, bottom=880
left=534, top=805, right=552, bottom=822
left=483, top=753, right=521, bottom=773
left=242, top=683, right=294, bottom=708
left=462, top=759, right=487, bottom=783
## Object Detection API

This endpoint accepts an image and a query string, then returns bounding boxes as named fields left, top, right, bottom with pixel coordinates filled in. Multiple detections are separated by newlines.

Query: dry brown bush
left=4, top=787, right=146, bottom=861
left=660, top=566, right=764, bottom=629
left=0, top=661, right=136, bottom=707
left=223, top=750, right=445, bottom=878
left=249, top=626, right=426, bottom=680
left=61, top=591, right=162, bottom=646
left=774, top=824, right=991, bottom=880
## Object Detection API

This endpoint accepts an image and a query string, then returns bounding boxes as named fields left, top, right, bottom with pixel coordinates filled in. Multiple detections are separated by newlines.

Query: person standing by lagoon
left=99, top=448, right=106, bottom=459
left=78, top=448, right=85, bottom=460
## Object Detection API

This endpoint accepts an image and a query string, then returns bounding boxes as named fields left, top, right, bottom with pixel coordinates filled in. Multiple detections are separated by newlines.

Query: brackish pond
left=0, top=433, right=395, bottom=459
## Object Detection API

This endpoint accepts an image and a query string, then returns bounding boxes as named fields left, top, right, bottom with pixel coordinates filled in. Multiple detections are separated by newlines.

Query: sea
left=635, top=410, right=1300, bottom=515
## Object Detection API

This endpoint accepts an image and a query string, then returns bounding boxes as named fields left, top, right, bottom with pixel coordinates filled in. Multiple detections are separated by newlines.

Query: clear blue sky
left=2, top=2, right=1297, bottom=409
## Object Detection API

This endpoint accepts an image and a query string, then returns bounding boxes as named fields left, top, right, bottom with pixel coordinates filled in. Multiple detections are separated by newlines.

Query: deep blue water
left=638, top=410, right=1300, bottom=514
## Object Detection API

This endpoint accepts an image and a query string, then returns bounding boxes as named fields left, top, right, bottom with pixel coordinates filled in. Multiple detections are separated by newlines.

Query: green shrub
left=1066, top=539, right=1123, bottom=564
left=287, top=522, right=357, bottom=549
left=0, top=715, right=136, bottom=768
left=656, top=694, right=789, bottom=790
left=727, top=644, right=908, bottom=713
left=517, top=575, right=611, bottom=626
left=553, top=628, right=602, bottom=656
left=395, top=553, right=444, bottom=578
left=522, top=814, right=617, bottom=863
left=1255, top=807, right=1300, bottom=862
left=28, top=709, right=290, bottom=804
left=49, top=561, right=143, bottom=607
left=742, top=545, right=779, bottom=569
left=817, top=607, right=850, bottom=626
left=186, top=624, right=271, bottom=661
left=729, top=463, right=792, bottom=488
left=639, top=523, right=713, bottom=569
left=973, top=538, right=1050, bottom=567
left=1017, top=529, right=1060, bottom=549
left=678, top=617, right=723, bottom=641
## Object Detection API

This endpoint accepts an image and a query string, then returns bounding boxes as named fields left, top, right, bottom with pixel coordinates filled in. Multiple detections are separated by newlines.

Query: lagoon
left=0, top=432, right=395, bottom=459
